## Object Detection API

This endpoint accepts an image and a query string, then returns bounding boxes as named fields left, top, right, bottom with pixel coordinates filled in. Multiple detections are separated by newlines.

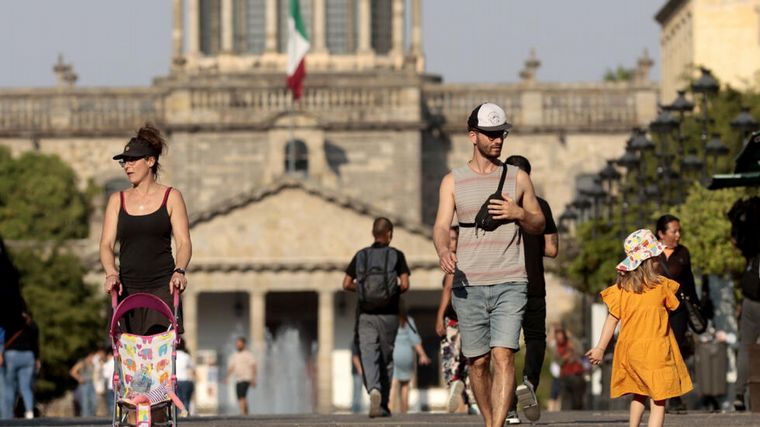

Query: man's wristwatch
left=173, top=268, right=186, bottom=275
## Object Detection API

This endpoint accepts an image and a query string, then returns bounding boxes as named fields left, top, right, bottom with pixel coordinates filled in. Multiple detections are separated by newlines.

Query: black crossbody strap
left=460, top=164, right=508, bottom=228
left=496, top=164, right=509, bottom=194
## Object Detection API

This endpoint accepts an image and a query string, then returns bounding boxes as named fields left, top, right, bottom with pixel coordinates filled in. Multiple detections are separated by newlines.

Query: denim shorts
left=451, top=282, right=528, bottom=358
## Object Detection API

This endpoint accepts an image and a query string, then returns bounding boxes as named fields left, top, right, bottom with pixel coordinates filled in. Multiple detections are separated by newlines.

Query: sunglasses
left=477, top=129, right=510, bottom=140
left=117, top=156, right=148, bottom=167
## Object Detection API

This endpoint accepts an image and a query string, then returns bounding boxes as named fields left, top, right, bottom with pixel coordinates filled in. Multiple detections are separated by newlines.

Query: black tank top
left=117, top=187, right=175, bottom=288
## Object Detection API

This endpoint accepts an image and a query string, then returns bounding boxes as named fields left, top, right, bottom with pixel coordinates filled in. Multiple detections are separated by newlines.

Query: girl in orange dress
left=586, top=229, right=692, bottom=427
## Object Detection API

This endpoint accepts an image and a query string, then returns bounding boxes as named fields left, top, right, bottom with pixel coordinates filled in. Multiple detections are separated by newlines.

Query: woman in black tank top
left=99, top=124, right=192, bottom=335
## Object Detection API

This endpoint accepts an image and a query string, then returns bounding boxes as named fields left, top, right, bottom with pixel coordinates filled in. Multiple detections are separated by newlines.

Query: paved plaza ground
left=2, top=411, right=760, bottom=426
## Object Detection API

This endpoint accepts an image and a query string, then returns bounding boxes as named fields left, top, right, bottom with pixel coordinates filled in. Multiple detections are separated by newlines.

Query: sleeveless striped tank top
left=453, top=163, right=527, bottom=287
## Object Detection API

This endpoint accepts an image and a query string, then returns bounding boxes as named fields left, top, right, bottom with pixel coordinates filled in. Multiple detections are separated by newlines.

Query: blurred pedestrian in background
left=655, top=214, right=699, bottom=413
left=3, top=310, right=39, bottom=420
left=389, top=303, right=430, bottom=414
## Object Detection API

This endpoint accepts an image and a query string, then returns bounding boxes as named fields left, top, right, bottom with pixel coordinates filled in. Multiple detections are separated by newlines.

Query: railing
left=0, top=80, right=655, bottom=133
left=186, top=85, right=414, bottom=124
left=541, top=88, right=637, bottom=128
left=423, top=82, right=651, bottom=131
left=0, top=88, right=163, bottom=134
left=423, top=85, right=523, bottom=127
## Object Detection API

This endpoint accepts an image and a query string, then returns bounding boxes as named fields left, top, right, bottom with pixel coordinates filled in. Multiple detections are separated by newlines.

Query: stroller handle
left=109, top=291, right=181, bottom=339
left=110, top=288, right=180, bottom=311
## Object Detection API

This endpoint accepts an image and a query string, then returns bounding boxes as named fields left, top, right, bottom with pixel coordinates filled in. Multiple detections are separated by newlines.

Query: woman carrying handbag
left=655, top=214, right=700, bottom=414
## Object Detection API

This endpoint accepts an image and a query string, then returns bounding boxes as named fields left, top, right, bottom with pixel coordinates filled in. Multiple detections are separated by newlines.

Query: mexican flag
left=287, top=0, right=310, bottom=100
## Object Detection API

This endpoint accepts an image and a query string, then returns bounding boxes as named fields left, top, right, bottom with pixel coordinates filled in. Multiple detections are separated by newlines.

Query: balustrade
left=0, top=81, right=652, bottom=133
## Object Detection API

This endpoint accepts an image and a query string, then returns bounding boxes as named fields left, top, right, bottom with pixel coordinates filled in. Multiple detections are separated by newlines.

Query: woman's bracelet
left=105, top=274, right=118, bottom=279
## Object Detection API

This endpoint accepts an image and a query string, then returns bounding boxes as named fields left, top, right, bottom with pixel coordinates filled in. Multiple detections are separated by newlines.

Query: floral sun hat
left=616, top=229, right=665, bottom=272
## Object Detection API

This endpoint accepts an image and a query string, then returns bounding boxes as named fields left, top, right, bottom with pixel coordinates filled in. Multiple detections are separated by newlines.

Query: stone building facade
left=657, top=0, right=760, bottom=102
left=0, top=0, right=658, bottom=414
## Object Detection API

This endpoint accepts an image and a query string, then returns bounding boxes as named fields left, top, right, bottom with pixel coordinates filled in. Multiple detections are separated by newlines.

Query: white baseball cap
left=467, top=103, right=512, bottom=132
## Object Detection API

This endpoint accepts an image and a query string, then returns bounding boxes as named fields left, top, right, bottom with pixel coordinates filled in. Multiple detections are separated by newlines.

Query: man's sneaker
left=468, top=403, right=480, bottom=415
left=368, top=389, right=382, bottom=418
left=505, top=409, right=521, bottom=424
left=447, top=379, right=465, bottom=413
left=734, top=394, right=746, bottom=411
left=516, top=378, right=540, bottom=422
left=24, top=411, right=33, bottom=419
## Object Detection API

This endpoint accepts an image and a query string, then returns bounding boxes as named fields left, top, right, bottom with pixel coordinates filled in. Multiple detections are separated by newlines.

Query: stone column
left=316, top=290, right=334, bottom=414
left=264, top=0, right=278, bottom=53
left=221, top=0, right=234, bottom=53
left=391, top=0, right=404, bottom=54
left=188, top=0, right=200, bottom=56
left=312, top=0, right=327, bottom=54
left=358, top=0, right=372, bottom=54
left=183, top=289, right=199, bottom=355
left=409, top=0, right=424, bottom=72
left=172, top=0, right=185, bottom=65
left=249, top=290, right=266, bottom=355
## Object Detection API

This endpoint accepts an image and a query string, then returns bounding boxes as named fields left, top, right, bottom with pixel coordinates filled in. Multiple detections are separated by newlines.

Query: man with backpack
left=342, top=217, right=410, bottom=418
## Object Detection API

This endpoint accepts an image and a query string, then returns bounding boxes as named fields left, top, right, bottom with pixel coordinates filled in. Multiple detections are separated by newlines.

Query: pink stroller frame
left=109, top=291, right=184, bottom=427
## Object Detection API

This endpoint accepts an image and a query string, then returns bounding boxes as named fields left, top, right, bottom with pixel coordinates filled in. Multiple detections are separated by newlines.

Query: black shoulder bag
left=660, top=258, right=707, bottom=334
left=459, top=165, right=510, bottom=232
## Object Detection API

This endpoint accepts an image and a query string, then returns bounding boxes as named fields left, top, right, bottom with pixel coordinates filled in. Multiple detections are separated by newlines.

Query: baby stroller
left=109, top=291, right=185, bottom=426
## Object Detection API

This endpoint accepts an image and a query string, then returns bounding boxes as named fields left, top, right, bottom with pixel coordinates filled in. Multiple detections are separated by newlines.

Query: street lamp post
left=600, top=160, right=621, bottom=224
left=705, top=133, right=729, bottom=176
left=691, top=67, right=720, bottom=177
left=730, top=106, right=759, bottom=147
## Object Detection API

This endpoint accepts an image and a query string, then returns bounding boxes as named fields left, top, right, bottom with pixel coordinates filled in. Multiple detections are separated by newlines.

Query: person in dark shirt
left=2, top=311, right=39, bottom=420
left=342, top=217, right=410, bottom=418
left=655, top=214, right=698, bottom=414
left=505, top=155, right=558, bottom=423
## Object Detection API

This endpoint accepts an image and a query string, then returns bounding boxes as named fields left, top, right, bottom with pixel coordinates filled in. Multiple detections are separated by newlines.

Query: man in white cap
left=433, top=103, right=545, bottom=427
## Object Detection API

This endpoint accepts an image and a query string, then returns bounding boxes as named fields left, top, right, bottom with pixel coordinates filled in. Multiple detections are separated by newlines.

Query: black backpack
left=355, top=247, right=400, bottom=312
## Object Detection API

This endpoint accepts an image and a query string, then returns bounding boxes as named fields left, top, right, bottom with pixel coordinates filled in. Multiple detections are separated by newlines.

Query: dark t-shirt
left=658, top=245, right=699, bottom=312
left=523, top=197, right=557, bottom=298
left=346, top=242, right=410, bottom=314
left=442, top=276, right=457, bottom=320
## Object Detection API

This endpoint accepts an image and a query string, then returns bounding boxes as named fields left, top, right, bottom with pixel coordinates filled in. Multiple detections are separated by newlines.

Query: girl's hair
left=616, top=257, right=662, bottom=293
left=136, top=123, right=167, bottom=176
left=655, top=214, right=679, bottom=239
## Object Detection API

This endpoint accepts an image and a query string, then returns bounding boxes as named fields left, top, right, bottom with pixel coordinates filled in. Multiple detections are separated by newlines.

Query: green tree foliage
left=0, top=147, right=90, bottom=240
left=0, top=146, right=103, bottom=402
left=563, top=79, right=760, bottom=294
left=565, top=221, right=621, bottom=295
left=603, top=65, right=635, bottom=82
left=673, top=182, right=751, bottom=276
left=11, top=248, right=104, bottom=402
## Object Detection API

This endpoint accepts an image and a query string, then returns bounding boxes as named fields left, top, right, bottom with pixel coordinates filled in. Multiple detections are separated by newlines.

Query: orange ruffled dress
left=600, top=276, right=693, bottom=400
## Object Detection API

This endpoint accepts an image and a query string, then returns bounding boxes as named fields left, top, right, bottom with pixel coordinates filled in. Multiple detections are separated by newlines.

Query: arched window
left=326, top=0, right=357, bottom=54
left=285, top=139, right=309, bottom=176
left=371, top=0, right=392, bottom=54
left=200, top=0, right=222, bottom=55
